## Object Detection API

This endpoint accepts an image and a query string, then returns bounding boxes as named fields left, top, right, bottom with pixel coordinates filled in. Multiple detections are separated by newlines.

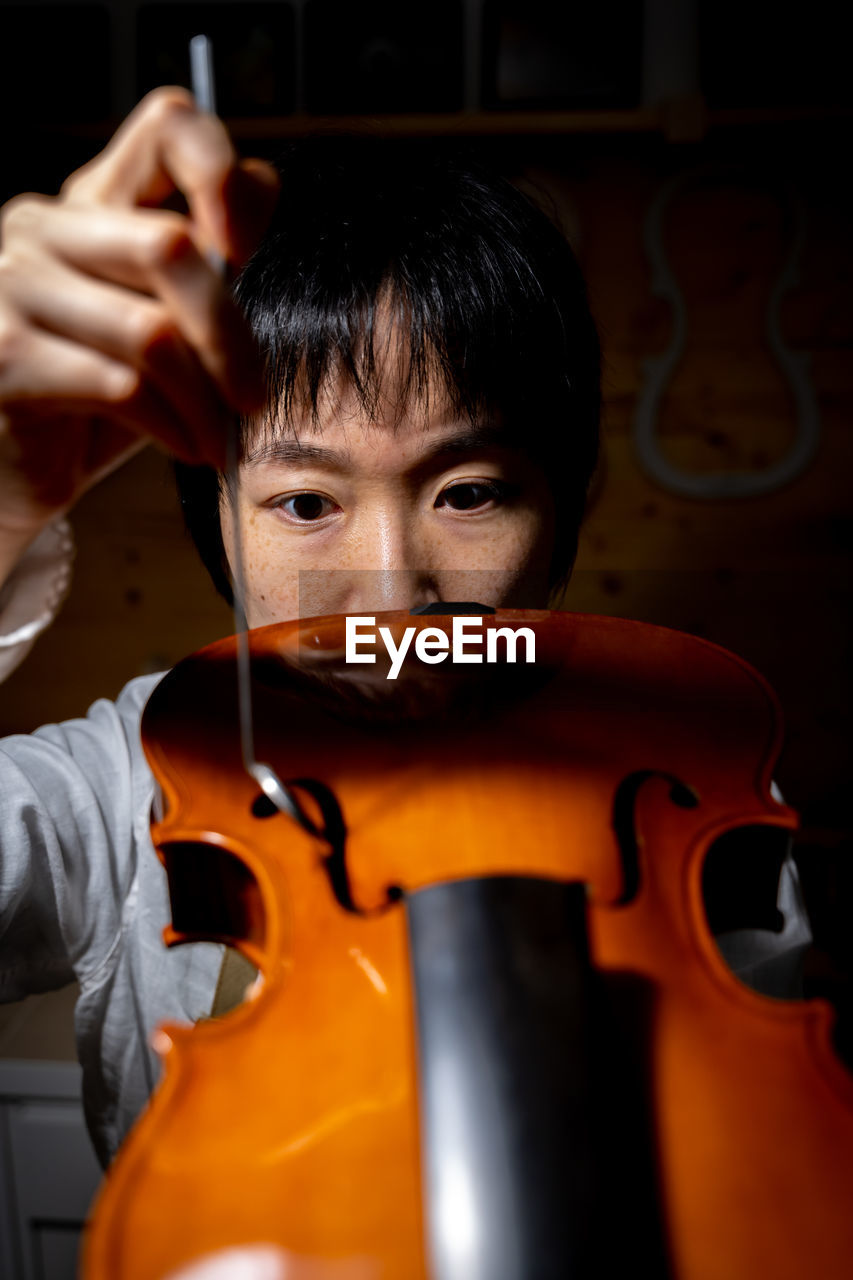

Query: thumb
left=221, top=158, right=281, bottom=269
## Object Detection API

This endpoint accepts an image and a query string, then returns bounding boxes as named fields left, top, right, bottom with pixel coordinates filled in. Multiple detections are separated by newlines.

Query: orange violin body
left=82, top=611, right=853, bottom=1278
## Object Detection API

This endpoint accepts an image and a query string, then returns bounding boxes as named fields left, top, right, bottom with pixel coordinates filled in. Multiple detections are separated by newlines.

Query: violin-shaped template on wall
left=633, top=167, right=821, bottom=498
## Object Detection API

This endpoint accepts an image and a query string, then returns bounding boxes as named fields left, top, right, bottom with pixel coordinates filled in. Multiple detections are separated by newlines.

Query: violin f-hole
left=612, top=771, right=699, bottom=905
left=278, top=777, right=401, bottom=917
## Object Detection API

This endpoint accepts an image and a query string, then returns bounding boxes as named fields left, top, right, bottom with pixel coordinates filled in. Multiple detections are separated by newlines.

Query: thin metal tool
left=189, top=34, right=217, bottom=118
left=189, top=35, right=304, bottom=826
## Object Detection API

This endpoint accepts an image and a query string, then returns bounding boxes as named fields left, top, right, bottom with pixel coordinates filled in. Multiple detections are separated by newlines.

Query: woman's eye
left=435, top=481, right=508, bottom=512
left=277, top=493, right=338, bottom=522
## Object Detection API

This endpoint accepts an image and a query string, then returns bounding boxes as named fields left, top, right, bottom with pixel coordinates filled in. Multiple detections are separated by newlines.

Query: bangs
left=231, top=138, right=586, bottom=444
left=240, top=278, right=482, bottom=443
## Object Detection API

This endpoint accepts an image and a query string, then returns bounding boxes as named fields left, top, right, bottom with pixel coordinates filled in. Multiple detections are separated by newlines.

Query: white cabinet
left=0, top=1062, right=102, bottom=1280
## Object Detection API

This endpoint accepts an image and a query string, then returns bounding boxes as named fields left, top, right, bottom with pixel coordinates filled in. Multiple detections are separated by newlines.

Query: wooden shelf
left=223, top=107, right=665, bottom=139
left=229, top=104, right=853, bottom=141
left=56, top=103, right=853, bottom=144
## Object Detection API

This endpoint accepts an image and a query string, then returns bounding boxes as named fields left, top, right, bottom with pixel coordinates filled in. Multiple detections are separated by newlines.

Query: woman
left=0, top=90, right=808, bottom=1172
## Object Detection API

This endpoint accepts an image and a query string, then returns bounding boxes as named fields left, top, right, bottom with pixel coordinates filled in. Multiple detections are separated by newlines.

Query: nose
left=346, top=568, right=437, bottom=614
left=340, top=511, right=439, bottom=614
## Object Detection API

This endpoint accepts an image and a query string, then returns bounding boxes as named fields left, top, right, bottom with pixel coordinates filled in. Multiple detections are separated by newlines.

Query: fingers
left=143, top=227, right=265, bottom=422
left=1, top=199, right=265, bottom=460
left=1, top=254, right=235, bottom=465
left=64, top=88, right=232, bottom=261
left=221, top=159, right=281, bottom=268
left=0, top=89, right=281, bottom=492
left=62, top=88, right=279, bottom=269
left=0, top=322, right=207, bottom=466
left=7, top=90, right=281, bottom=423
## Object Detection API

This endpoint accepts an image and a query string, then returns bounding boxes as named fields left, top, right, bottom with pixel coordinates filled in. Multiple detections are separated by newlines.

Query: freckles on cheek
left=240, top=511, right=301, bottom=625
left=467, top=509, right=554, bottom=600
left=449, top=518, right=546, bottom=571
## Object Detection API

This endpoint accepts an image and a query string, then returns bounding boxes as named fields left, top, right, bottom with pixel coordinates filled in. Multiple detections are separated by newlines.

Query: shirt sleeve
left=0, top=675, right=161, bottom=1004
left=713, top=851, right=813, bottom=999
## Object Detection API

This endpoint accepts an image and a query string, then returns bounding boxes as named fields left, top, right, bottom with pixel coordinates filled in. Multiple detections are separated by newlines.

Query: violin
left=81, top=608, right=853, bottom=1278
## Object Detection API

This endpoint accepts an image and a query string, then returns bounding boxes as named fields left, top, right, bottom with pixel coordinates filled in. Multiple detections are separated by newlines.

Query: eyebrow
left=243, top=422, right=515, bottom=471
left=243, top=439, right=348, bottom=468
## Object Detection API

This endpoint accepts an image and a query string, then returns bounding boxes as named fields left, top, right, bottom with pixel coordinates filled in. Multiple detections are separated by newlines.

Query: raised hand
left=0, top=87, right=278, bottom=569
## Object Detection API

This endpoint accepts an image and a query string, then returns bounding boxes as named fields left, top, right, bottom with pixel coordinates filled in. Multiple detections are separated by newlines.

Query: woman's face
left=220, top=375, right=556, bottom=627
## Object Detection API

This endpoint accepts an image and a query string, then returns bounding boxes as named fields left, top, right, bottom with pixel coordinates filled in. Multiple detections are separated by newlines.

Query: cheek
left=493, top=504, right=556, bottom=604
left=431, top=507, right=555, bottom=608
left=448, top=503, right=554, bottom=571
left=513, top=491, right=557, bottom=578
left=244, top=564, right=301, bottom=627
left=222, top=504, right=302, bottom=627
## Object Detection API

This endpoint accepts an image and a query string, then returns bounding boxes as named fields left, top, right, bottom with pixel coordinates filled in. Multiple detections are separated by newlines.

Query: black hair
left=175, top=137, right=600, bottom=604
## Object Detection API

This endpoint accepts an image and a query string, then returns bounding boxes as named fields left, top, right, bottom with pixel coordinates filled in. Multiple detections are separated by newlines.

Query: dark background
left=0, top=0, right=851, bottom=1042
